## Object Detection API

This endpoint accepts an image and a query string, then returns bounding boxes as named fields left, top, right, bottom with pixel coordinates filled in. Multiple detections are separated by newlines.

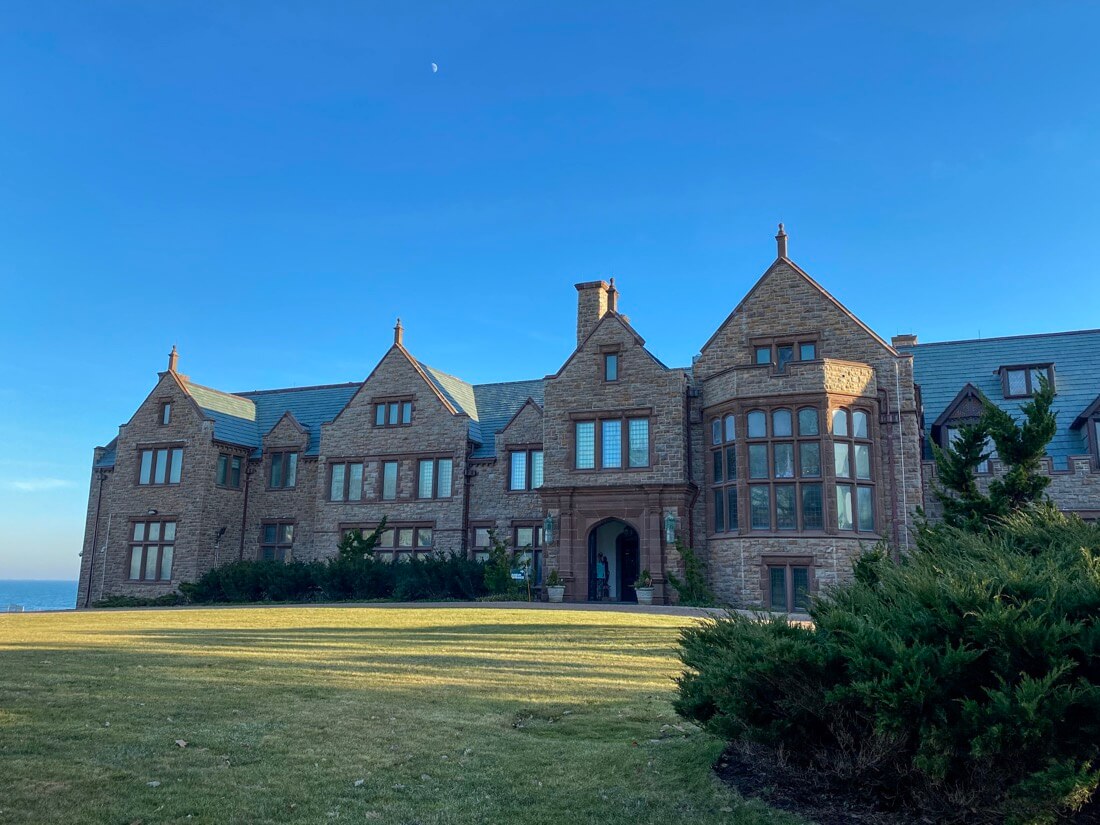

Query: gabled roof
left=470, top=380, right=546, bottom=459
left=93, top=438, right=117, bottom=469
left=929, top=383, right=989, bottom=443
left=548, top=310, right=671, bottom=379
left=1072, top=394, right=1100, bottom=429
left=700, top=256, right=899, bottom=358
left=899, top=328, right=1100, bottom=462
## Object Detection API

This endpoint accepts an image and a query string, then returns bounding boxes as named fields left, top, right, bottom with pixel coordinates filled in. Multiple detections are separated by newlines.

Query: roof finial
left=607, top=277, right=618, bottom=313
left=167, top=344, right=179, bottom=373
left=394, top=317, right=404, bottom=346
left=775, top=222, right=788, bottom=259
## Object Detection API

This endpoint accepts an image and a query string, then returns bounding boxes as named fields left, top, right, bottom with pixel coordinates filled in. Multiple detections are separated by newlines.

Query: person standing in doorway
left=596, top=554, right=609, bottom=601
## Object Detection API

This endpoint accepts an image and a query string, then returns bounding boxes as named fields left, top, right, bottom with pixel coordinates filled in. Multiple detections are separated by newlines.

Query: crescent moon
left=431, top=63, right=438, bottom=73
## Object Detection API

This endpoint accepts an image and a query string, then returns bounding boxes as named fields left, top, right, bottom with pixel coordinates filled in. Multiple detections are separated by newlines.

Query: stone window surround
left=750, top=332, right=820, bottom=373
left=998, top=363, right=1055, bottom=399
left=158, top=399, right=172, bottom=426
left=215, top=451, right=245, bottom=490
left=347, top=521, right=436, bottom=555
left=135, top=443, right=185, bottom=487
left=568, top=407, right=654, bottom=472
left=703, top=393, right=884, bottom=539
left=323, top=452, right=458, bottom=502
left=267, top=449, right=299, bottom=490
left=506, top=443, right=544, bottom=493
left=744, top=405, right=825, bottom=533
left=260, top=519, right=296, bottom=562
left=599, top=343, right=622, bottom=382
left=417, top=456, right=455, bottom=500
left=760, top=554, right=814, bottom=612
left=128, top=518, right=176, bottom=583
left=372, top=395, right=414, bottom=428
left=328, top=460, right=364, bottom=502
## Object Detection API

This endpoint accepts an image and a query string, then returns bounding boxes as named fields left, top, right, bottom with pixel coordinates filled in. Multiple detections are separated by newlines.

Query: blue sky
left=1, top=3, right=1099, bottom=579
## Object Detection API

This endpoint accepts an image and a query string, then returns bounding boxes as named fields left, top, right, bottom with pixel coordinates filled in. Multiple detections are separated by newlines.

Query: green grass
left=0, top=606, right=795, bottom=825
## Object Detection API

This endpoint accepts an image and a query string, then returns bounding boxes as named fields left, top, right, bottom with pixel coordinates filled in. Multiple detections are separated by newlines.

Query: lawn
left=0, top=606, right=795, bottom=825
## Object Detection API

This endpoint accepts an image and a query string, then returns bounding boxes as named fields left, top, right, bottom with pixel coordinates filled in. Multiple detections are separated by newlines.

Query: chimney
left=575, top=280, right=610, bottom=347
left=394, top=318, right=404, bottom=346
left=775, top=223, right=788, bottom=258
left=891, top=333, right=918, bottom=348
left=167, top=345, right=179, bottom=373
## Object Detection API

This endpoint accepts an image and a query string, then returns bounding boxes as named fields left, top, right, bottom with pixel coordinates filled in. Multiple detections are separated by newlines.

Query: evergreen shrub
left=675, top=508, right=1100, bottom=823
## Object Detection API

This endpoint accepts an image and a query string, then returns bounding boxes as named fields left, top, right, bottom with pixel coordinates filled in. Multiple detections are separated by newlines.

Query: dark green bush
left=676, top=508, right=1100, bottom=824
left=666, top=539, right=716, bottom=606
left=93, top=592, right=187, bottom=608
left=180, top=550, right=487, bottom=604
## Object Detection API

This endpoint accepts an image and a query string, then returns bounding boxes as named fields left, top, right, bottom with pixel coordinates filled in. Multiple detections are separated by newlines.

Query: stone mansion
left=77, top=228, right=1100, bottom=610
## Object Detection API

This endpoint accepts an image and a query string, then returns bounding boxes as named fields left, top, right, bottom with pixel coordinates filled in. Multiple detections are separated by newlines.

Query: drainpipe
left=894, top=361, right=911, bottom=554
left=462, top=443, right=476, bottom=557
left=83, top=468, right=109, bottom=608
left=239, top=460, right=255, bottom=561
left=879, top=387, right=901, bottom=561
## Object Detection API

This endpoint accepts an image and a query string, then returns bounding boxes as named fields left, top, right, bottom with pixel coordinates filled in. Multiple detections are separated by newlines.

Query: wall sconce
left=543, top=513, right=555, bottom=545
left=663, top=512, right=677, bottom=544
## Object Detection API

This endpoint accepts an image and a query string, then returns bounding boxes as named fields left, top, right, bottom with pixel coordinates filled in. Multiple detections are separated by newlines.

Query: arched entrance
left=587, top=519, right=640, bottom=602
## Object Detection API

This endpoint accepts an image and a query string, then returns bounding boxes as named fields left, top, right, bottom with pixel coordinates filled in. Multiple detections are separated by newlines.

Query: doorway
left=587, top=519, right=640, bottom=602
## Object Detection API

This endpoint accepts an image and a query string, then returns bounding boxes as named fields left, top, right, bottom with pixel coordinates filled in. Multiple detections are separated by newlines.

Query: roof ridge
left=234, top=381, right=362, bottom=397
left=904, top=328, right=1100, bottom=348
left=472, top=378, right=546, bottom=389
left=184, top=379, right=255, bottom=403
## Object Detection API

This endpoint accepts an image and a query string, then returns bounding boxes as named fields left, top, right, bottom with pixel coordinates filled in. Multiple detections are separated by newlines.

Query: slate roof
left=899, top=329, right=1100, bottom=466
left=470, top=379, right=546, bottom=459
left=93, top=371, right=544, bottom=466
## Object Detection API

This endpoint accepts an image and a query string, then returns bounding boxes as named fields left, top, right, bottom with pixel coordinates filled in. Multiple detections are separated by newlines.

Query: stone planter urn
left=634, top=587, right=655, bottom=606
left=546, top=585, right=566, bottom=603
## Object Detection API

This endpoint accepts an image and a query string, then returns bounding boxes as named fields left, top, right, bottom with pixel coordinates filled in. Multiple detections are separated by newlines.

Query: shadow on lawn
left=4, top=622, right=687, bottom=700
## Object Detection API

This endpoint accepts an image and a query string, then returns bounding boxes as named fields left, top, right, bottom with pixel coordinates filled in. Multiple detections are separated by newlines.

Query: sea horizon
left=1, top=579, right=79, bottom=612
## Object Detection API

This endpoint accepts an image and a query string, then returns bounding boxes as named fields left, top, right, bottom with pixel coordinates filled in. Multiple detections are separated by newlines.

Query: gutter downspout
left=894, top=361, right=911, bottom=555
left=462, top=443, right=474, bottom=557
left=879, top=388, right=901, bottom=560
left=239, top=461, right=255, bottom=561
left=83, top=469, right=108, bottom=608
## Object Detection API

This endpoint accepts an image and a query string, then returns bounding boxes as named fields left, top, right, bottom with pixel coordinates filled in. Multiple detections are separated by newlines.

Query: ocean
left=0, top=580, right=78, bottom=612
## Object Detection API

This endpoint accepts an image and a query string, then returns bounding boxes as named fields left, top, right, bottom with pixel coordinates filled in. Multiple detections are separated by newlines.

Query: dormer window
left=999, top=364, right=1054, bottom=399
left=752, top=337, right=819, bottom=373
left=374, top=399, right=413, bottom=427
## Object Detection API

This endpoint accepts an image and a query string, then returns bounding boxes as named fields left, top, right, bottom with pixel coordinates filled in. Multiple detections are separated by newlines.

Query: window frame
left=352, top=522, right=436, bottom=560
left=260, top=520, right=296, bottom=562
left=761, top=556, right=814, bottom=613
left=571, top=411, right=652, bottom=471
left=372, top=397, right=415, bottom=428
left=380, top=460, right=399, bottom=500
left=267, top=450, right=299, bottom=490
left=128, top=519, right=176, bottom=582
left=832, top=406, right=878, bottom=534
left=329, top=460, right=365, bottom=502
left=136, top=445, right=184, bottom=486
left=750, top=335, right=820, bottom=373
left=159, top=401, right=172, bottom=426
left=416, top=456, right=454, bottom=500
left=999, top=363, right=1055, bottom=399
left=507, top=447, right=544, bottom=491
left=215, top=452, right=244, bottom=489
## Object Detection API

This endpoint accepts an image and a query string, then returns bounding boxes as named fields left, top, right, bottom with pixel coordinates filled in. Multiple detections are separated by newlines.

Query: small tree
left=337, top=517, right=388, bottom=559
left=933, top=378, right=1056, bottom=531
left=482, top=529, right=519, bottom=596
left=666, top=539, right=716, bottom=606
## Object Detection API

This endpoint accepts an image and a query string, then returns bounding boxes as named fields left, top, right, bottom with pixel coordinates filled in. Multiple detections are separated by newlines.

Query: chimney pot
left=775, top=222, right=788, bottom=258
left=891, top=333, right=918, bottom=348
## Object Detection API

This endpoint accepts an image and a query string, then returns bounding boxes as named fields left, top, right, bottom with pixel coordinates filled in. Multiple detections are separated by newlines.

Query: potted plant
left=633, top=569, right=655, bottom=605
left=545, top=569, right=566, bottom=603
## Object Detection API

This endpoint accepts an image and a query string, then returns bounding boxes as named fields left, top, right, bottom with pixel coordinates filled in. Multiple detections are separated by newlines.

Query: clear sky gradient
left=2, top=3, right=1099, bottom=579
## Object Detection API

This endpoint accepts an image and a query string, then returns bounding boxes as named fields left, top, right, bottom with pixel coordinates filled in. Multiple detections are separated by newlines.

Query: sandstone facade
left=78, top=230, right=1100, bottom=609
